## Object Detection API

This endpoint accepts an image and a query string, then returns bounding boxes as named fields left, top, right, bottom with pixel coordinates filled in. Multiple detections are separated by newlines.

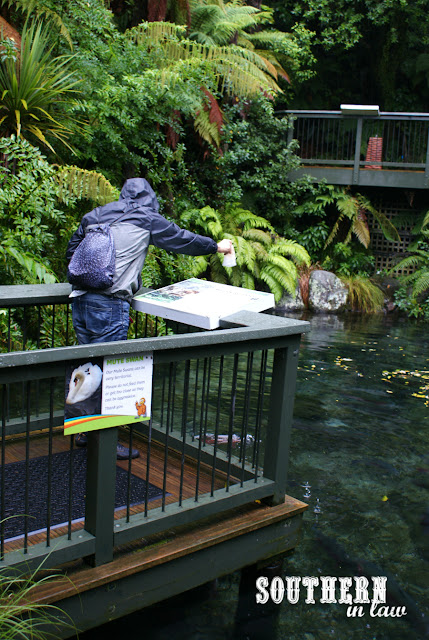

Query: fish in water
left=313, top=526, right=429, bottom=637
left=66, top=362, right=103, bottom=404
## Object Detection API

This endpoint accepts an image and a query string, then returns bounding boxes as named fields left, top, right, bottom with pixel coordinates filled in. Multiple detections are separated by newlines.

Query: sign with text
left=132, top=278, right=275, bottom=329
left=64, top=352, right=153, bottom=436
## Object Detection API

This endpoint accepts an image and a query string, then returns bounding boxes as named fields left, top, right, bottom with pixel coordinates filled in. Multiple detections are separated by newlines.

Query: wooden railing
left=279, top=110, right=429, bottom=188
left=0, top=284, right=308, bottom=572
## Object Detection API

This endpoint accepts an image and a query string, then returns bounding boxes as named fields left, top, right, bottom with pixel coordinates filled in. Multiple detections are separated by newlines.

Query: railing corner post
left=263, top=336, right=301, bottom=505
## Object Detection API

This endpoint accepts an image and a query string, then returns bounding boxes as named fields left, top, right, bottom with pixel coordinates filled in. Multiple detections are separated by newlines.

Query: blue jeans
left=72, top=292, right=130, bottom=344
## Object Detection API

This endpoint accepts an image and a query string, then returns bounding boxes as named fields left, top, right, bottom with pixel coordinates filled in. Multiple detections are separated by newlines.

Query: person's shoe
left=75, top=433, right=88, bottom=447
left=116, top=443, right=140, bottom=460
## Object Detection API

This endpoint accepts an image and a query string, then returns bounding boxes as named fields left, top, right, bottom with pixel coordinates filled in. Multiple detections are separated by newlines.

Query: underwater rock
left=308, top=270, right=348, bottom=313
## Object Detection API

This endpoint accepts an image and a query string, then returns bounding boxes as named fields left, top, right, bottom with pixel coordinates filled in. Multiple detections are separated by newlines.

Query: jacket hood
left=119, top=178, right=159, bottom=212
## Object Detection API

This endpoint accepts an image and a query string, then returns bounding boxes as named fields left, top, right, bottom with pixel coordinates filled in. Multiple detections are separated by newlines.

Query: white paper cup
left=223, top=246, right=236, bottom=267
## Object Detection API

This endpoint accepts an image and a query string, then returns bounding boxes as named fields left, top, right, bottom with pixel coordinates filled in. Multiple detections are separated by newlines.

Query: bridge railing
left=0, top=284, right=308, bottom=572
left=280, top=110, right=429, bottom=186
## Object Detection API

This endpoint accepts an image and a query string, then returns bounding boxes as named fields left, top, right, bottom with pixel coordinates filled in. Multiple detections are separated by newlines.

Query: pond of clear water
left=83, top=313, right=429, bottom=640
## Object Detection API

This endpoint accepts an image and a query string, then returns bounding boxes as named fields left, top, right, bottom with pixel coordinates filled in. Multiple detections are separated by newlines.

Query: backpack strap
left=109, top=208, right=132, bottom=227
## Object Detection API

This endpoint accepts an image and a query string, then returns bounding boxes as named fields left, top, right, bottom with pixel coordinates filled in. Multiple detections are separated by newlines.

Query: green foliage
left=182, top=202, right=310, bottom=301
left=2, top=0, right=73, bottom=48
left=340, top=274, right=384, bottom=313
left=321, top=242, right=375, bottom=278
left=54, top=165, right=120, bottom=206
left=0, top=136, right=65, bottom=283
left=393, top=284, right=429, bottom=321
left=0, top=557, right=76, bottom=639
left=290, top=184, right=399, bottom=268
left=390, top=242, right=429, bottom=304
left=188, top=95, right=307, bottom=224
left=0, top=136, right=119, bottom=284
left=272, top=0, right=429, bottom=110
left=0, top=19, right=81, bottom=152
left=188, top=0, right=311, bottom=86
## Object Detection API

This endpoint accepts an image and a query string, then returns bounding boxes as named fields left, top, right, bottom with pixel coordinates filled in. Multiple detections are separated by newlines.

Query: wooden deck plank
left=29, top=496, right=308, bottom=605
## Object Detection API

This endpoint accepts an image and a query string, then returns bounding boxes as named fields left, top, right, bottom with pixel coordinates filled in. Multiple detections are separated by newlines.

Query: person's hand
left=217, top=239, right=233, bottom=255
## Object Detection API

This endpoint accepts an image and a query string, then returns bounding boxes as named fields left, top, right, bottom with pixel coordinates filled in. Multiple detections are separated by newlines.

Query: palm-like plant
left=182, top=203, right=310, bottom=301
left=0, top=19, right=81, bottom=151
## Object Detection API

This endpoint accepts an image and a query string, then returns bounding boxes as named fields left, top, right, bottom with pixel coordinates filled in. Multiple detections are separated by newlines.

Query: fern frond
left=243, top=228, right=271, bottom=245
left=5, top=0, right=73, bottom=49
left=190, top=255, right=209, bottom=276
left=54, top=166, right=119, bottom=205
left=194, top=105, right=221, bottom=147
left=371, top=209, right=401, bottom=242
left=264, top=254, right=298, bottom=280
left=271, top=238, right=311, bottom=265
left=261, top=263, right=296, bottom=298
left=241, top=270, right=255, bottom=290
left=209, top=253, right=228, bottom=284
left=412, top=272, right=429, bottom=297
left=324, top=215, right=343, bottom=248
left=352, top=217, right=370, bottom=248
left=234, top=235, right=255, bottom=270
left=259, top=270, right=285, bottom=302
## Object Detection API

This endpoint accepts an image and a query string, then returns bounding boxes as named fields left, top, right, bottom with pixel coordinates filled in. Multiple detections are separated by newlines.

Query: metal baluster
left=162, top=362, right=174, bottom=511
left=240, top=352, right=254, bottom=486
left=24, top=381, right=31, bottom=553
left=126, top=425, right=134, bottom=522
left=191, top=359, right=199, bottom=442
left=254, top=350, right=268, bottom=480
left=210, top=356, right=223, bottom=496
left=68, top=434, right=74, bottom=540
left=46, top=377, right=55, bottom=546
left=1, top=384, right=6, bottom=559
left=179, top=360, right=190, bottom=506
left=66, top=303, right=70, bottom=345
left=203, top=357, right=212, bottom=442
left=195, top=358, right=208, bottom=500
left=23, top=307, right=27, bottom=350
left=226, top=354, right=239, bottom=492
left=7, top=308, right=11, bottom=352
left=51, top=304, right=56, bottom=348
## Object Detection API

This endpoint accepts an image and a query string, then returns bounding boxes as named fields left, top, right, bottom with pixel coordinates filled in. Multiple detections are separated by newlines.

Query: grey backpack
left=67, top=208, right=128, bottom=290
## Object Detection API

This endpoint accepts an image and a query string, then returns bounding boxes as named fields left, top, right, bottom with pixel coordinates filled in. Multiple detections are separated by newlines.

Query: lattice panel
left=367, top=202, right=415, bottom=275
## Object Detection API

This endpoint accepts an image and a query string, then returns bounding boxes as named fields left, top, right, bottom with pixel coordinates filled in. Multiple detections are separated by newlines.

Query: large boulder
left=308, top=270, right=348, bottom=313
left=276, top=285, right=305, bottom=313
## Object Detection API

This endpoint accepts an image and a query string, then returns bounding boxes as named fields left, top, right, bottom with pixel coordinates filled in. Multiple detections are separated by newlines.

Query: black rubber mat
left=0, top=448, right=162, bottom=540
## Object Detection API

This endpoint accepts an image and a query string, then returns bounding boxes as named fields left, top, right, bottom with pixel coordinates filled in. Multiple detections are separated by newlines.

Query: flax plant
left=0, top=20, right=81, bottom=152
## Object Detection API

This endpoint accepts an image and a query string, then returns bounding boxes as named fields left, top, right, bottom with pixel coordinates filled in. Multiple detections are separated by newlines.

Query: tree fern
left=54, top=166, right=119, bottom=205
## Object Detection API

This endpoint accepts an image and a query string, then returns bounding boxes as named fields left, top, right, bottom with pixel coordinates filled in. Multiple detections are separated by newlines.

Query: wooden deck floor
left=1, top=427, right=225, bottom=553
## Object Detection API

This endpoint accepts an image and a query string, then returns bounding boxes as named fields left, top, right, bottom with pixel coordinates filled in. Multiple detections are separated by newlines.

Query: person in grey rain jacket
left=66, top=178, right=233, bottom=457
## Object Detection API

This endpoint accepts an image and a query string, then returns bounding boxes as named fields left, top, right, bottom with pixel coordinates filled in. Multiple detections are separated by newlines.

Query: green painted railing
left=0, top=284, right=308, bottom=572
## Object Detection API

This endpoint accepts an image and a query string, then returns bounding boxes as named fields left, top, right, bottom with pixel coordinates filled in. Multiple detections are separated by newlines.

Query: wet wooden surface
left=1, top=428, right=225, bottom=552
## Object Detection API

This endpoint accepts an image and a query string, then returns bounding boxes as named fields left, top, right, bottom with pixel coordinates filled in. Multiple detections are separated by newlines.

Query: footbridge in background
left=280, top=110, right=429, bottom=189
